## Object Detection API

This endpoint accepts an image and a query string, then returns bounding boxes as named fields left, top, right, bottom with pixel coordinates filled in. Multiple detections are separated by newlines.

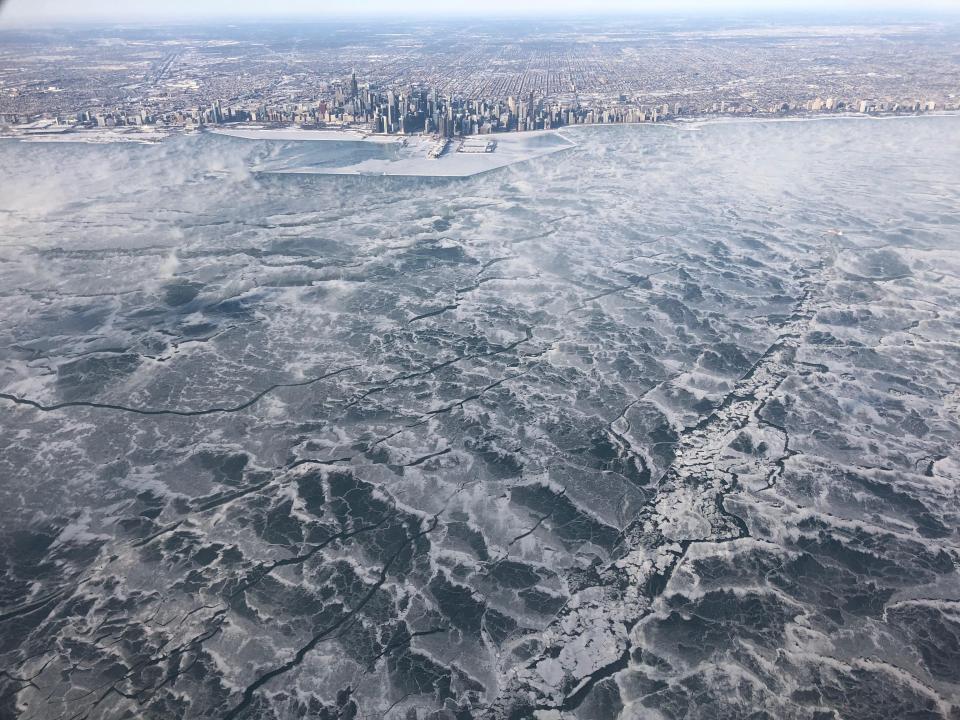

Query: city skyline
left=3, top=15, right=957, bottom=141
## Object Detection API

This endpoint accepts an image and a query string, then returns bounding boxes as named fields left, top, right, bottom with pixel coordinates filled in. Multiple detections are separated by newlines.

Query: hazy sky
left=1, top=0, right=957, bottom=23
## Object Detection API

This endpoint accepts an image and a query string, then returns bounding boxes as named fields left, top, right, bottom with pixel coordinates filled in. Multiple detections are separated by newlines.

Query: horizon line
left=3, top=7, right=960, bottom=29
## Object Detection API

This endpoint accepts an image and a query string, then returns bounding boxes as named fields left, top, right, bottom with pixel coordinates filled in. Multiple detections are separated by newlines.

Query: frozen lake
left=1, top=116, right=959, bottom=720
left=213, top=125, right=577, bottom=177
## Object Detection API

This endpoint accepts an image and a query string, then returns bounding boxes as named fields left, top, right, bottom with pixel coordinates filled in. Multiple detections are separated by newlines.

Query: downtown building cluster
left=1, top=71, right=954, bottom=138
left=0, top=72, right=685, bottom=135
left=200, top=73, right=680, bottom=135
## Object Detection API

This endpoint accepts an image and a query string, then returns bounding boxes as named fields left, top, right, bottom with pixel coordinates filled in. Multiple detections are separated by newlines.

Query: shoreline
left=254, top=131, right=577, bottom=178
left=667, top=109, right=960, bottom=129
left=210, top=125, right=570, bottom=143
left=209, top=125, right=402, bottom=143
left=2, top=110, right=956, bottom=146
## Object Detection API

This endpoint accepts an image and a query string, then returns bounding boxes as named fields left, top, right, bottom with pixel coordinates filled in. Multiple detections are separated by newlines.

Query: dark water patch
left=887, top=603, right=960, bottom=682
left=444, top=521, right=489, bottom=561
left=163, top=281, right=202, bottom=307
left=574, top=676, right=624, bottom=720
left=429, top=571, right=485, bottom=635
left=843, top=471, right=950, bottom=539
left=296, top=470, right=327, bottom=518
left=809, top=666, right=943, bottom=720
left=253, top=498, right=304, bottom=546
left=387, top=648, right=454, bottom=701
left=194, top=450, right=249, bottom=485
left=56, top=352, right=142, bottom=400
left=849, top=248, right=912, bottom=280
left=519, top=587, right=565, bottom=615
left=650, top=590, right=792, bottom=663
left=483, top=607, right=520, bottom=645
left=510, top=483, right=619, bottom=550
left=180, top=320, right=219, bottom=336
left=698, top=341, right=752, bottom=375
left=489, top=560, right=541, bottom=590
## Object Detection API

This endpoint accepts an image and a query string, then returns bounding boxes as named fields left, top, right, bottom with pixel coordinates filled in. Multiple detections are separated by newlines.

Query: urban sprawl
left=3, top=70, right=952, bottom=139
left=2, top=19, right=958, bottom=140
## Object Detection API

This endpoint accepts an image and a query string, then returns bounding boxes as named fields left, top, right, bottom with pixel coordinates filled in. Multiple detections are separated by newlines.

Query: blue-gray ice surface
left=1, top=116, right=959, bottom=720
